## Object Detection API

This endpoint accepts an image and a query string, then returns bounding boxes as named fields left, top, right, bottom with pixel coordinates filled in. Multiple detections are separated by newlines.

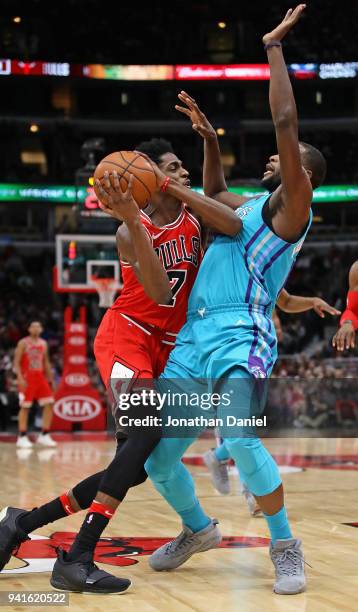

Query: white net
left=91, top=278, right=119, bottom=308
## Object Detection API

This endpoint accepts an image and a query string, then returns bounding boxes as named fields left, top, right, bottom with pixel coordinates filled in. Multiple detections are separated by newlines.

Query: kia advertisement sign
left=51, top=306, right=106, bottom=431
left=54, top=396, right=102, bottom=422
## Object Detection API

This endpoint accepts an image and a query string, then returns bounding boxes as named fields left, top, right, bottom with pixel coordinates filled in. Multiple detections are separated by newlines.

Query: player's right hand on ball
left=175, top=91, right=216, bottom=140
left=332, top=321, right=356, bottom=352
left=95, top=172, right=140, bottom=224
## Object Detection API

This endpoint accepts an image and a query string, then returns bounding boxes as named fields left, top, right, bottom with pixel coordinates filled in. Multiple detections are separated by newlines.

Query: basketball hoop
left=90, top=276, right=120, bottom=308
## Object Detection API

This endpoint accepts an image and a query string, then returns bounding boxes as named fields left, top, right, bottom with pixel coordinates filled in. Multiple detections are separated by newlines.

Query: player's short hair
left=28, top=320, right=42, bottom=327
left=135, top=138, right=175, bottom=165
left=299, top=142, right=327, bottom=189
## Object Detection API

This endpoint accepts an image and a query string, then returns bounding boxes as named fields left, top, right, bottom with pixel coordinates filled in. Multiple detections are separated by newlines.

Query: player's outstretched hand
left=332, top=322, right=356, bottom=352
left=262, top=4, right=306, bottom=45
left=175, top=91, right=216, bottom=140
left=312, top=298, right=341, bottom=318
left=95, top=171, right=140, bottom=224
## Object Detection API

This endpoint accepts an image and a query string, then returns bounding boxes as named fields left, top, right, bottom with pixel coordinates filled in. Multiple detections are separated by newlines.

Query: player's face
left=28, top=322, right=43, bottom=337
left=261, top=154, right=281, bottom=192
left=261, top=146, right=308, bottom=191
left=159, top=153, right=191, bottom=188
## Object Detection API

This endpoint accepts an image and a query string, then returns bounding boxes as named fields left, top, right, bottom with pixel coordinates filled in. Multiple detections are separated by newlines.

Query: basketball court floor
left=1, top=436, right=357, bottom=611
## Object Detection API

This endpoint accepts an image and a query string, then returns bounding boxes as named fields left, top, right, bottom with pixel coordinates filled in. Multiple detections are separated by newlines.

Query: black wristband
left=264, top=40, right=282, bottom=51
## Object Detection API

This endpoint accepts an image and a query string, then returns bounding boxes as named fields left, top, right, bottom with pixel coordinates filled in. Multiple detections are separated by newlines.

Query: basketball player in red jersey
left=332, top=260, right=358, bottom=351
left=13, top=321, right=56, bottom=449
left=0, top=139, right=241, bottom=594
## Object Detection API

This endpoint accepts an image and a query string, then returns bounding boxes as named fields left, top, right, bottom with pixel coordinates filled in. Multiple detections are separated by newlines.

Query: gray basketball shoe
left=149, top=519, right=222, bottom=571
left=203, top=450, right=230, bottom=495
left=241, top=482, right=263, bottom=517
left=270, top=538, right=307, bottom=594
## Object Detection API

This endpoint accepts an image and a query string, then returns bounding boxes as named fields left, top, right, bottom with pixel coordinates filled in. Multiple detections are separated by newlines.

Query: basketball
left=93, top=151, right=157, bottom=208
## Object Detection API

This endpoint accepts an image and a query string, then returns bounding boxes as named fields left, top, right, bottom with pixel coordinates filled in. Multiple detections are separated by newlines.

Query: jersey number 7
left=161, top=270, right=187, bottom=307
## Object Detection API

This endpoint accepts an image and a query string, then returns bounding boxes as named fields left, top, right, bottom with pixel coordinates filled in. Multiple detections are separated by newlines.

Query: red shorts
left=19, top=374, right=54, bottom=408
left=94, top=310, right=176, bottom=388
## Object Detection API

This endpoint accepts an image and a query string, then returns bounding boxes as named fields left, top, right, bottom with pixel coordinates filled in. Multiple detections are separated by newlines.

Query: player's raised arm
left=264, top=5, right=313, bottom=241
left=140, top=155, right=242, bottom=237
left=277, top=288, right=341, bottom=317
left=96, top=172, right=172, bottom=305
left=176, top=91, right=248, bottom=210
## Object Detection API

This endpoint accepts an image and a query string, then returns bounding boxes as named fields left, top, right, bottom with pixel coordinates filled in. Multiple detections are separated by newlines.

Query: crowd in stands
left=1, top=0, right=357, bottom=64
left=0, top=241, right=357, bottom=433
left=269, top=356, right=358, bottom=430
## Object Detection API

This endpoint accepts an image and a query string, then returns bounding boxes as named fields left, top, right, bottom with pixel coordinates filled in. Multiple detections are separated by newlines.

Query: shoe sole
left=0, top=507, right=9, bottom=523
left=251, top=509, right=263, bottom=517
left=273, top=584, right=306, bottom=595
left=150, top=533, right=222, bottom=571
left=36, top=443, right=57, bottom=447
left=0, top=507, right=15, bottom=571
left=50, top=579, right=132, bottom=595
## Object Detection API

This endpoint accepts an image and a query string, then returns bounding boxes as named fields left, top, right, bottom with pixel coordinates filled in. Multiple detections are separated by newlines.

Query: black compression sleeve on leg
left=71, top=470, right=105, bottom=509
left=98, top=430, right=160, bottom=501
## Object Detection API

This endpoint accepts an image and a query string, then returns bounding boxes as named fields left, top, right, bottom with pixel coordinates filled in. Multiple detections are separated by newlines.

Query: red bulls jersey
left=20, top=337, right=47, bottom=375
left=112, top=206, right=203, bottom=333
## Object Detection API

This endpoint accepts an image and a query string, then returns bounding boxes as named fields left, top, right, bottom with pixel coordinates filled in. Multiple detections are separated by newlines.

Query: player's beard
left=261, top=172, right=281, bottom=192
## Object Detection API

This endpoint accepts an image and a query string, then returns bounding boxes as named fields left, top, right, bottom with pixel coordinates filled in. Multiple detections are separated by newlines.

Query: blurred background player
left=204, top=288, right=340, bottom=515
left=13, top=321, right=56, bottom=448
left=332, top=260, right=358, bottom=351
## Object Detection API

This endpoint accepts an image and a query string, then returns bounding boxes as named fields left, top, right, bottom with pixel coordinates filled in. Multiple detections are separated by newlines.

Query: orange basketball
left=93, top=151, right=157, bottom=208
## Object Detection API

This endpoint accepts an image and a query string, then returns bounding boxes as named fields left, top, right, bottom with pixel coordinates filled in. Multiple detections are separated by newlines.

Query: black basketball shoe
left=50, top=548, right=131, bottom=595
left=0, top=506, right=30, bottom=571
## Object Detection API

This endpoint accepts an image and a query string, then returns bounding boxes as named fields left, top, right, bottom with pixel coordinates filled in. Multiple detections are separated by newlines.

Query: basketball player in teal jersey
left=145, top=5, right=327, bottom=595
left=204, top=289, right=339, bottom=509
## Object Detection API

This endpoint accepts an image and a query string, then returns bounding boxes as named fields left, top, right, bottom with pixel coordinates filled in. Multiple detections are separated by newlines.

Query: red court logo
left=53, top=396, right=101, bottom=421
left=3, top=532, right=270, bottom=574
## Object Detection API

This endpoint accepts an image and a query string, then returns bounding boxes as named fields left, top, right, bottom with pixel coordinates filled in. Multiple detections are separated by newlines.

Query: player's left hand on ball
left=312, top=298, right=341, bottom=318
left=108, top=172, right=141, bottom=223
left=262, top=4, right=306, bottom=45
left=95, top=172, right=140, bottom=223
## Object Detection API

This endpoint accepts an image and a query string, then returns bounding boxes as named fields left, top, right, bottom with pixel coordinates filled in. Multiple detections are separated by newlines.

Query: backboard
left=54, top=234, right=120, bottom=293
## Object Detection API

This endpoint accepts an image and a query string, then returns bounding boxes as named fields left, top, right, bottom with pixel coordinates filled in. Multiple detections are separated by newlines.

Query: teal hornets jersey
left=187, top=194, right=312, bottom=319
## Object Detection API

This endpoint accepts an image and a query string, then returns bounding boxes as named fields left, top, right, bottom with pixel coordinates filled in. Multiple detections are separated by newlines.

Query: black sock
left=67, top=512, right=110, bottom=561
left=41, top=429, right=49, bottom=435
left=18, top=498, right=67, bottom=534
left=20, top=432, right=27, bottom=437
